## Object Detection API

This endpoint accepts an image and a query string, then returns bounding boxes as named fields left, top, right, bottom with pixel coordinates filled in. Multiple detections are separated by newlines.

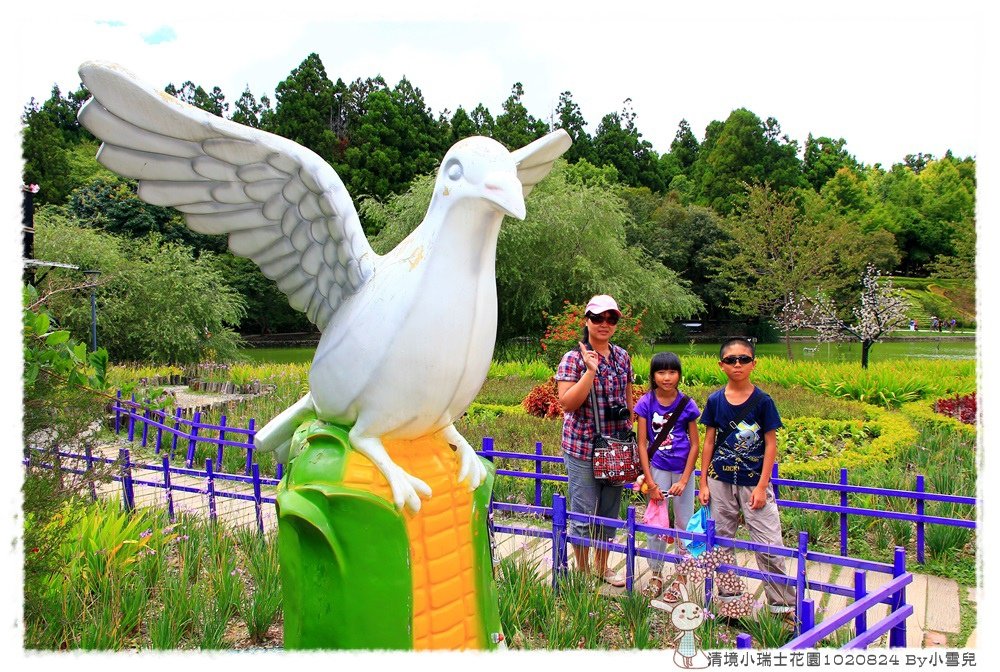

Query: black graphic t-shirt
left=699, top=387, right=783, bottom=486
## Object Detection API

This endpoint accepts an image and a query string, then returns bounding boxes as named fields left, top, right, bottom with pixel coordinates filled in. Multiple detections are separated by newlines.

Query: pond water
left=241, top=337, right=975, bottom=365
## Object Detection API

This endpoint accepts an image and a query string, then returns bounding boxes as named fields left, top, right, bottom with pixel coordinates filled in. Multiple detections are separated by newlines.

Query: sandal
left=602, top=569, right=626, bottom=587
left=643, top=574, right=664, bottom=598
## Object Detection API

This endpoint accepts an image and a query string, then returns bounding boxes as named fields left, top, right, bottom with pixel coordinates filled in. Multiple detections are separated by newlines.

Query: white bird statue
left=77, top=61, right=571, bottom=513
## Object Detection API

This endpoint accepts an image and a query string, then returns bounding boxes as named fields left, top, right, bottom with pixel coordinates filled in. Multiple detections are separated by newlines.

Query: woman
left=555, top=294, right=635, bottom=586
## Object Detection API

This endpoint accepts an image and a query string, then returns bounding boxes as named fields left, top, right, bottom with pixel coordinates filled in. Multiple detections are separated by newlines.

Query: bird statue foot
left=439, top=424, right=488, bottom=491
left=348, top=430, right=432, bottom=514
left=382, top=462, right=434, bottom=514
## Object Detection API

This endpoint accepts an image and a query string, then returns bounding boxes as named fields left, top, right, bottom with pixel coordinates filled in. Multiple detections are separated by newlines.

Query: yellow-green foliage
left=634, top=355, right=974, bottom=409
left=777, top=406, right=918, bottom=479
left=900, top=400, right=977, bottom=438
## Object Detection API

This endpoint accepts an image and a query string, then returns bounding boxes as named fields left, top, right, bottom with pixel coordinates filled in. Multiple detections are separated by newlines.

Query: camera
left=608, top=403, right=631, bottom=422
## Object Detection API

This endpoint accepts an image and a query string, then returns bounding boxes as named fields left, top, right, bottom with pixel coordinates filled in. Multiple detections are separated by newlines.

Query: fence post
left=796, top=531, right=808, bottom=636
left=482, top=437, right=494, bottom=462
left=216, top=414, right=227, bottom=469
left=800, top=598, right=815, bottom=635
left=245, top=418, right=256, bottom=476
left=155, top=409, right=164, bottom=454
left=771, top=462, right=780, bottom=499
left=84, top=443, right=97, bottom=501
left=186, top=411, right=201, bottom=468
left=253, top=463, right=264, bottom=535
left=534, top=441, right=543, bottom=507
left=916, top=474, right=925, bottom=565
left=705, top=517, right=716, bottom=608
left=206, top=458, right=217, bottom=524
left=840, top=468, right=849, bottom=557
left=625, top=505, right=636, bottom=593
left=127, top=393, right=136, bottom=442
left=853, top=570, right=867, bottom=637
left=889, top=547, right=907, bottom=648
left=552, top=493, right=568, bottom=591
left=141, top=404, right=150, bottom=447
left=171, top=407, right=182, bottom=459
left=276, top=462, right=284, bottom=481
left=162, top=456, right=175, bottom=522
left=120, top=448, right=135, bottom=512
left=736, top=633, right=753, bottom=649
left=114, top=390, right=122, bottom=434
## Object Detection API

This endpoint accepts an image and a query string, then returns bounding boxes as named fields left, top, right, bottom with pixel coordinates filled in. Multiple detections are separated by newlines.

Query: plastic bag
left=685, top=506, right=710, bottom=557
left=641, top=497, right=673, bottom=542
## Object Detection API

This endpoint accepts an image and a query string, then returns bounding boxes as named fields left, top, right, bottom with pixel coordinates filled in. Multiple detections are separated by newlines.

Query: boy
left=698, top=337, right=796, bottom=619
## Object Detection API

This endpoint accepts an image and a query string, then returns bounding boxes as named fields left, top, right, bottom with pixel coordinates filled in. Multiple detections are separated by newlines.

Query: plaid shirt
left=555, top=344, right=633, bottom=459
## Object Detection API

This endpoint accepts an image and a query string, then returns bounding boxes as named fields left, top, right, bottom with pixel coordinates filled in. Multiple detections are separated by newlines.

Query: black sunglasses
left=721, top=355, right=754, bottom=365
left=587, top=312, right=620, bottom=325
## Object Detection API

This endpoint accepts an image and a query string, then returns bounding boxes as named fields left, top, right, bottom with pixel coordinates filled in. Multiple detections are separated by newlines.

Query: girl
left=634, top=352, right=700, bottom=599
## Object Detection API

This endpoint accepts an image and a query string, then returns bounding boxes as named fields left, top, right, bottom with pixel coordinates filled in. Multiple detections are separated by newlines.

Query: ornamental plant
left=522, top=378, right=563, bottom=419
left=934, top=392, right=976, bottom=425
left=539, top=300, right=647, bottom=369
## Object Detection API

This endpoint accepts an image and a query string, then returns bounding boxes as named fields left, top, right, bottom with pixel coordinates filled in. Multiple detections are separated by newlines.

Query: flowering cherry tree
left=784, top=265, right=910, bottom=368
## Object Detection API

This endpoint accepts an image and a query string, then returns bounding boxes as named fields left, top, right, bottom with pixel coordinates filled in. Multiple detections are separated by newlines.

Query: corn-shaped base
left=276, top=418, right=503, bottom=650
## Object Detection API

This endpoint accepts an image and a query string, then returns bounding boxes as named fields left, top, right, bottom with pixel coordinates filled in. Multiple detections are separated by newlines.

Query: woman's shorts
left=564, top=452, right=623, bottom=542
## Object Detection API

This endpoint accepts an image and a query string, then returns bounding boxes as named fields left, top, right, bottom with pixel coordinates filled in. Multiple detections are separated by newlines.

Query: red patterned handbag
left=589, top=389, right=640, bottom=486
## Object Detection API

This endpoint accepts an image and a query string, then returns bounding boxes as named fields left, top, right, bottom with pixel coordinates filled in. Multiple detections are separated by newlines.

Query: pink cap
left=585, top=294, right=621, bottom=317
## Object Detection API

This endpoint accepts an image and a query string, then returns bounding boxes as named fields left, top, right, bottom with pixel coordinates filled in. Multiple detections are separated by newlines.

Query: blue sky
left=3, top=1, right=992, bottom=167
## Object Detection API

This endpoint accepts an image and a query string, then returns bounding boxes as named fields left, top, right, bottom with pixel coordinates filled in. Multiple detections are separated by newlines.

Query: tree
left=230, top=86, right=272, bottom=129
left=802, top=134, right=857, bottom=191
left=694, top=109, right=805, bottom=214
left=554, top=90, right=594, bottom=164
left=34, top=215, right=246, bottom=363
left=66, top=175, right=227, bottom=253
left=21, top=109, right=73, bottom=206
left=592, top=99, right=667, bottom=192
left=469, top=103, right=495, bottom=137
left=712, top=183, right=848, bottom=358
left=796, top=265, right=910, bottom=368
left=269, top=53, right=344, bottom=163
left=165, top=81, right=228, bottom=116
left=669, top=119, right=699, bottom=172
left=493, top=82, right=548, bottom=150
left=448, top=106, right=478, bottom=143
left=361, top=160, right=702, bottom=341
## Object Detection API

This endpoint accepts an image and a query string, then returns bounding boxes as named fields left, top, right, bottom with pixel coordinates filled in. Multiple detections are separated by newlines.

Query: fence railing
left=479, top=438, right=976, bottom=565
left=30, top=439, right=915, bottom=650
left=494, top=494, right=913, bottom=649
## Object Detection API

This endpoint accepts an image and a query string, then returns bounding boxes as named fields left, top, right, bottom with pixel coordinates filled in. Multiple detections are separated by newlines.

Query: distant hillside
left=890, top=277, right=976, bottom=327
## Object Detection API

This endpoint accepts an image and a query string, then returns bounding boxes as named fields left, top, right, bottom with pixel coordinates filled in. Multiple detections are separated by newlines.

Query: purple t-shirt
left=634, top=390, right=700, bottom=472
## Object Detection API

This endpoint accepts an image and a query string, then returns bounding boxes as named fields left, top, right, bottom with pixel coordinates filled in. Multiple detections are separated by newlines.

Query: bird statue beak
left=483, top=171, right=526, bottom=220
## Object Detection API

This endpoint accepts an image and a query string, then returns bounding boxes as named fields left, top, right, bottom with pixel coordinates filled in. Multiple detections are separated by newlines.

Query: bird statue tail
left=275, top=416, right=505, bottom=650
left=254, top=393, right=316, bottom=464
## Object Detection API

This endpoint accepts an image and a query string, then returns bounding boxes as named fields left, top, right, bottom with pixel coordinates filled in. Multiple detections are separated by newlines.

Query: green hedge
left=776, top=406, right=918, bottom=479
left=900, top=400, right=977, bottom=438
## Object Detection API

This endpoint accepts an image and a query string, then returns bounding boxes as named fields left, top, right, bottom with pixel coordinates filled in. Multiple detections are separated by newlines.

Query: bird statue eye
left=445, top=159, right=463, bottom=181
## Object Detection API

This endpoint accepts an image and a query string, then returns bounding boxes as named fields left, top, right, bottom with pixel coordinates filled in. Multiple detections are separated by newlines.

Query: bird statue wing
left=76, top=61, right=375, bottom=332
left=511, top=129, right=573, bottom=197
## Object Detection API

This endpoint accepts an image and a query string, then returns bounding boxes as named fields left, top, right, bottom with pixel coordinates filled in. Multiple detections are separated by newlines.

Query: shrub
left=522, top=378, right=563, bottom=419
left=934, top=393, right=976, bottom=425
left=539, top=300, right=648, bottom=368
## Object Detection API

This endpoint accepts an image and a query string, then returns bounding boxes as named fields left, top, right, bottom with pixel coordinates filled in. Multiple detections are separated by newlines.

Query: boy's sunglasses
left=721, top=355, right=754, bottom=365
left=587, top=313, right=620, bottom=325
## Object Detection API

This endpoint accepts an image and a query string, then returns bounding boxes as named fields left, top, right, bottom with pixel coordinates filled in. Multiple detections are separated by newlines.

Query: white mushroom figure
left=77, top=61, right=571, bottom=514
